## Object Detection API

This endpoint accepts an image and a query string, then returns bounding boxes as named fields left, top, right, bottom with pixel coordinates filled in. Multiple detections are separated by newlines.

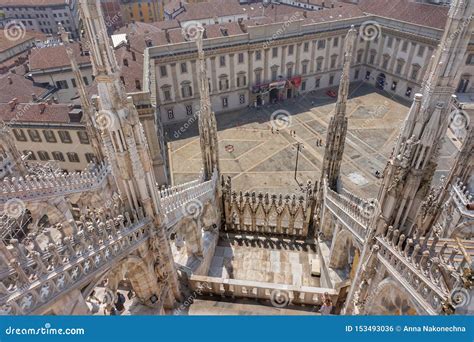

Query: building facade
left=140, top=2, right=473, bottom=124
left=0, top=0, right=79, bottom=38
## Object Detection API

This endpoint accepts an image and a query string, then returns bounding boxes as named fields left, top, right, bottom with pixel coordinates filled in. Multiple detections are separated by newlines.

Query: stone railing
left=0, top=207, right=151, bottom=315
left=0, top=152, right=13, bottom=179
left=222, top=179, right=316, bottom=238
left=0, top=162, right=111, bottom=203
left=452, top=179, right=473, bottom=218
left=189, top=274, right=338, bottom=306
left=160, top=170, right=218, bottom=231
left=375, top=225, right=471, bottom=314
left=324, top=186, right=370, bottom=244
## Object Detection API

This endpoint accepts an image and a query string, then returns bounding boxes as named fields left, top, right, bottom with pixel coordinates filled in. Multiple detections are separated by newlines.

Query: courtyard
left=166, top=82, right=459, bottom=199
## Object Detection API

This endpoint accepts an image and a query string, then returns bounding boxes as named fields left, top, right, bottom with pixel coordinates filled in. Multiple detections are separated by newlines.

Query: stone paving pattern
left=166, top=83, right=457, bottom=199
left=208, top=235, right=320, bottom=287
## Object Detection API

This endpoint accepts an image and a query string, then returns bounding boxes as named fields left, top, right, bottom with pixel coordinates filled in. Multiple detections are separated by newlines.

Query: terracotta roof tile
left=0, top=30, right=46, bottom=53
left=0, top=103, right=72, bottom=124
left=29, top=43, right=90, bottom=71
left=0, top=72, right=50, bottom=104
left=0, top=0, right=68, bottom=6
left=356, top=0, right=448, bottom=29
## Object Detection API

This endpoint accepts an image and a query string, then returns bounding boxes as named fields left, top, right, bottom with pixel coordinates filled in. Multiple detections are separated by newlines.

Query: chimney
left=39, top=102, right=46, bottom=114
left=53, top=97, right=58, bottom=104
left=8, top=100, right=16, bottom=110
left=47, top=98, right=53, bottom=105
left=32, top=93, right=38, bottom=101
left=8, top=76, right=12, bottom=85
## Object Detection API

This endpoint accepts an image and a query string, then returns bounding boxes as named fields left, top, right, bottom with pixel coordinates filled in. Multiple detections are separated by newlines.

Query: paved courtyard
left=166, top=83, right=458, bottom=199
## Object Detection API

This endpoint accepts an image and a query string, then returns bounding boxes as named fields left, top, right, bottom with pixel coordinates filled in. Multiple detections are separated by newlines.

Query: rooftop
left=0, top=0, right=69, bottom=6
left=0, top=102, right=76, bottom=125
left=0, top=30, right=46, bottom=53
left=356, top=0, right=449, bottom=29
left=29, top=43, right=90, bottom=72
left=0, top=72, right=50, bottom=104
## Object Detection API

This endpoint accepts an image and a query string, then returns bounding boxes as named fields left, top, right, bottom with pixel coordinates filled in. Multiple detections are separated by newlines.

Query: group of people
left=87, top=290, right=133, bottom=316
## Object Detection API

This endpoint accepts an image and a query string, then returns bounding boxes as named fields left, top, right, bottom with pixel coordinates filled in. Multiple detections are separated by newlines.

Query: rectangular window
left=58, top=130, right=72, bottom=143
left=316, top=60, right=322, bottom=72
left=23, top=150, right=36, bottom=160
left=301, top=81, right=306, bottom=91
left=180, top=62, right=187, bottom=73
left=43, top=129, right=56, bottom=143
left=272, top=47, right=278, bottom=58
left=38, top=151, right=50, bottom=161
left=405, top=87, right=412, bottom=97
left=288, top=45, right=294, bottom=56
left=354, top=69, right=360, bottom=80
left=303, top=42, right=309, bottom=53
left=56, top=80, right=68, bottom=89
left=302, top=64, right=308, bottom=75
left=52, top=151, right=65, bottom=162
left=77, top=131, right=90, bottom=144
left=239, top=94, right=245, bottom=104
left=238, top=53, right=244, bottom=64
left=317, top=39, right=325, bottom=50
left=333, top=37, right=339, bottom=47
left=401, top=41, right=408, bottom=52
left=387, top=36, right=393, bottom=48
left=71, top=78, right=77, bottom=88
left=222, top=97, right=228, bottom=108
left=67, top=152, right=80, bottom=163
left=329, top=75, right=334, bottom=85
left=271, top=69, right=277, bottom=81
left=220, top=55, right=226, bottom=67
left=167, top=109, right=174, bottom=120
left=85, top=153, right=96, bottom=163
left=83, top=76, right=89, bottom=86
left=255, top=51, right=261, bottom=61
left=160, top=65, right=167, bottom=77
left=13, top=128, right=27, bottom=142
left=163, top=89, right=171, bottom=101
left=28, top=129, right=41, bottom=142
left=186, top=104, right=193, bottom=115
left=315, top=78, right=320, bottom=88
left=418, top=45, right=425, bottom=57
left=391, top=81, right=398, bottom=91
